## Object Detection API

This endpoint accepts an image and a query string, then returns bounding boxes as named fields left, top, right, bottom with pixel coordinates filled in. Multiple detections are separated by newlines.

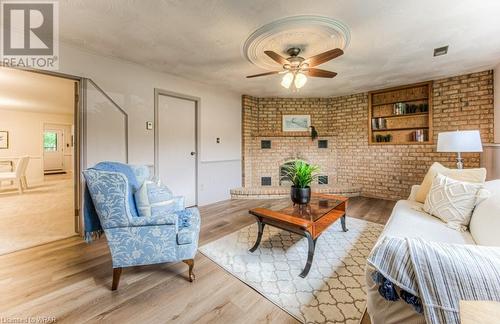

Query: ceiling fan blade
left=264, top=50, right=289, bottom=65
left=305, top=48, right=344, bottom=67
left=305, top=68, right=338, bottom=78
left=246, top=71, right=281, bottom=78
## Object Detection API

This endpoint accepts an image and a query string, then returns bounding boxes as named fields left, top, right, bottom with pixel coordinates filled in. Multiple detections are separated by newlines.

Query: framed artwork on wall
left=282, top=115, right=311, bottom=132
left=0, top=131, right=8, bottom=149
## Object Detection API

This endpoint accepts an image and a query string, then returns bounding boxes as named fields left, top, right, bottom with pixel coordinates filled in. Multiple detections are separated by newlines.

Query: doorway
left=155, top=90, right=199, bottom=207
left=0, top=67, right=80, bottom=254
left=43, top=124, right=72, bottom=174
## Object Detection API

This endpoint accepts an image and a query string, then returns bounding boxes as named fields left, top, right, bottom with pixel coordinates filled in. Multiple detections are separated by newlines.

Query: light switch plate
left=146, top=121, right=153, bottom=130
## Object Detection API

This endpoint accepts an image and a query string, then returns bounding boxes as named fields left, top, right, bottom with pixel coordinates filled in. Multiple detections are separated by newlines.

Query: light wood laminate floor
left=0, top=196, right=395, bottom=323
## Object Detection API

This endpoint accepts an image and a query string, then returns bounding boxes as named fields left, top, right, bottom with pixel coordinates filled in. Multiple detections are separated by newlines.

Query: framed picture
left=0, top=131, right=8, bottom=149
left=282, top=115, right=311, bottom=132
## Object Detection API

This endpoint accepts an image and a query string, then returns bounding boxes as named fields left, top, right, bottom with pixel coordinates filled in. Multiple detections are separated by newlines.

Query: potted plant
left=281, top=160, right=320, bottom=205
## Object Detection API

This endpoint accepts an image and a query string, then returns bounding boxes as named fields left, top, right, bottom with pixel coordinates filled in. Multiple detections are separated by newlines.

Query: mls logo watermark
left=1, top=1, right=59, bottom=70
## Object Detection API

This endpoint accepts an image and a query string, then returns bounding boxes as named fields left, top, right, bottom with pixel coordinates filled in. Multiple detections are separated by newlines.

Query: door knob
left=190, top=152, right=196, bottom=156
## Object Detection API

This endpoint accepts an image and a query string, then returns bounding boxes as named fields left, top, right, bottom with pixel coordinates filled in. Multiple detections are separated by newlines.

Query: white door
left=43, top=129, right=64, bottom=171
left=157, top=95, right=197, bottom=206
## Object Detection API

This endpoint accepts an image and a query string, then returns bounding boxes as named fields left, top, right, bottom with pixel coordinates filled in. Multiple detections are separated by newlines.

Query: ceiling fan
left=246, top=47, right=343, bottom=89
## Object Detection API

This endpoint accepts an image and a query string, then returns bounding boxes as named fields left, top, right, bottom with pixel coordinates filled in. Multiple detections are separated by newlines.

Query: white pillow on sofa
left=415, top=162, right=486, bottom=203
left=470, top=180, right=500, bottom=246
left=423, top=174, right=484, bottom=231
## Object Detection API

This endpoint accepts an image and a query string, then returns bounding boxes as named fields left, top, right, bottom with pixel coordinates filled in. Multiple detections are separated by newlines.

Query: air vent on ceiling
left=433, top=45, right=448, bottom=57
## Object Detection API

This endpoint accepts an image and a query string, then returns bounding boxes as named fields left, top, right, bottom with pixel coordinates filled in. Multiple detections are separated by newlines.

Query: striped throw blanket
left=367, top=237, right=500, bottom=324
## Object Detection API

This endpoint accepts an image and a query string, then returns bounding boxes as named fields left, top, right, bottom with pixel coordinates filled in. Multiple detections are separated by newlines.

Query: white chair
left=0, top=156, right=30, bottom=194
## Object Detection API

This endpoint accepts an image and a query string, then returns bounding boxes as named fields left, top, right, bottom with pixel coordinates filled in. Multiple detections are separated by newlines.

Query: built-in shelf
left=371, top=97, right=429, bottom=107
left=372, top=112, right=429, bottom=119
left=369, top=81, right=433, bottom=145
left=372, top=126, right=429, bottom=132
left=371, top=141, right=432, bottom=145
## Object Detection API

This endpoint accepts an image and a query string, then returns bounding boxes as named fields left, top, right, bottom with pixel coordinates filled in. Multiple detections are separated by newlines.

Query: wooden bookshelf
left=368, top=81, right=433, bottom=145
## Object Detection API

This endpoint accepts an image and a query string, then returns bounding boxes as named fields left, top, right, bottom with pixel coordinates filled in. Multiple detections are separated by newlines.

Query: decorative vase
left=291, top=186, right=311, bottom=205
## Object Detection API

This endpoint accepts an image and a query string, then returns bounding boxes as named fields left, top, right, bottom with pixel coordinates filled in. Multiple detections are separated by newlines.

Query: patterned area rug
left=199, top=217, right=383, bottom=323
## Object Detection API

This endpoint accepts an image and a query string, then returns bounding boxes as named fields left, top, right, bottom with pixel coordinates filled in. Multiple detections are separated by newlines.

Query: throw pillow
left=134, top=180, right=176, bottom=217
left=415, top=162, right=486, bottom=203
left=469, top=179, right=500, bottom=246
left=423, top=173, right=484, bottom=231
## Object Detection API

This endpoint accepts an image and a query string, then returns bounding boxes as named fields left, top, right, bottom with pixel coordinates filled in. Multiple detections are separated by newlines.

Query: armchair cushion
left=134, top=180, right=177, bottom=217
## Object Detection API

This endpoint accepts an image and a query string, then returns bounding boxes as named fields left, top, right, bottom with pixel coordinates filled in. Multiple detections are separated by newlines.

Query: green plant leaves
left=280, top=160, right=320, bottom=188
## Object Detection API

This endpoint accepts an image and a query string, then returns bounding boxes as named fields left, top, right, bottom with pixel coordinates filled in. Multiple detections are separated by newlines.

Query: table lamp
left=437, top=130, right=483, bottom=169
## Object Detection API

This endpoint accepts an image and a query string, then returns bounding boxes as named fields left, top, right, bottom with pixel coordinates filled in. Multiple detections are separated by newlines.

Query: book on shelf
left=412, top=129, right=428, bottom=142
left=371, top=117, right=386, bottom=130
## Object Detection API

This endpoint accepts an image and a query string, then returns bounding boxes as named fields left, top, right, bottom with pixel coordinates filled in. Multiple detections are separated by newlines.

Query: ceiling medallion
left=243, top=15, right=350, bottom=71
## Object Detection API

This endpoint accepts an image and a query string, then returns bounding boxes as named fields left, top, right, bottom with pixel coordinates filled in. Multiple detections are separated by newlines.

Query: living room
left=1, top=1, right=500, bottom=324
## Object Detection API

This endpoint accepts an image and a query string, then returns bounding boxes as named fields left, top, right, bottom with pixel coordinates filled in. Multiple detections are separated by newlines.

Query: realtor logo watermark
left=1, top=1, right=59, bottom=70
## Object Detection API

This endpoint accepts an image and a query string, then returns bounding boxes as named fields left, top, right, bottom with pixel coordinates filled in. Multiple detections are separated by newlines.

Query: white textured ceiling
left=0, top=68, right=75, bottom=115
left=59, top=0, right=500, bottom=97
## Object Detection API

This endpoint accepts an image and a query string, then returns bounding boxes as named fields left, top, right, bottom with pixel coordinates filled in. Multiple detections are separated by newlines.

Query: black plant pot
left=291, top=186, right=311, bottom=205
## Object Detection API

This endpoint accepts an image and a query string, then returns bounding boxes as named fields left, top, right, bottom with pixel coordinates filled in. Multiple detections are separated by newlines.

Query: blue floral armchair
left=83, top=164, right=200, bottom=290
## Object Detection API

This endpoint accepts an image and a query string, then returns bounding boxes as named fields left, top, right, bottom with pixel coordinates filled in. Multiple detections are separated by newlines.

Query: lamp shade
left=437, top=130, right=483, bottom=153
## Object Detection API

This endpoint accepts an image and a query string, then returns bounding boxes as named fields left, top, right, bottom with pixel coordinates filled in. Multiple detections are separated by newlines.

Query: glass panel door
left=43, top=129, right=64, bottom=171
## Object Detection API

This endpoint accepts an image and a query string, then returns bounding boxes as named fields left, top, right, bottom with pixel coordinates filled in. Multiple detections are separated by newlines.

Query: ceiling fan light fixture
left=294, top=73, right=307, bottom=89
left=281, top=72, right=294, bottom=88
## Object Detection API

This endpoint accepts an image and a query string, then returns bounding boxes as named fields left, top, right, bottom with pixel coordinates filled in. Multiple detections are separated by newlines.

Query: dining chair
left=0, top=156, right=30, bottom=193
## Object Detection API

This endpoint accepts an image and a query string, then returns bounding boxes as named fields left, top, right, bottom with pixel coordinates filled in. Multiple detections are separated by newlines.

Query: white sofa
left=365, top=179, right=500, bottom=324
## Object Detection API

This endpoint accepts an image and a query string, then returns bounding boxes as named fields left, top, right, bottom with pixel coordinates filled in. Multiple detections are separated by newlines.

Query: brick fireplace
left=239, top=70, right=494, bottom=201
left=249, top=136, right=336, bottom=187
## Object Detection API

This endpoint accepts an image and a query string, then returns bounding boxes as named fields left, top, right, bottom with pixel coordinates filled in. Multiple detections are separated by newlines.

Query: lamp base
left=456, top=152, right=464, bottom=169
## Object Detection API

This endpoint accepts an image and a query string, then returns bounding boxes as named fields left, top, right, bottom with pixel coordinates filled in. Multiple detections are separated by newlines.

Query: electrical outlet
left=216, top=137, right=221, bottom=144
left=146, top=121, right=153, bottom=130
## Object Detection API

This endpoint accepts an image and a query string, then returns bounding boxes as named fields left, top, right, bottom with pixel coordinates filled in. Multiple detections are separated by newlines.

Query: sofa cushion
left=134, top=180, right=176, bottom=217
left=381, top=200, right=475, bottom=245
left=470, top=180, right=500, bottom=246
left=423, top=174, right=484, bottom=231
left=415, top=162, right=486, bottom=203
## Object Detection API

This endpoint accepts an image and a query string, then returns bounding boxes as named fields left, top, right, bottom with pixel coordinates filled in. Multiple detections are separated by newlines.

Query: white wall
left=494, top=63, right=500, bottom=143
left=0, top=109, right=73, bottom=184
left=85, top=83, right=127, bottom=167
left=58, top=43, right=242, bottom=205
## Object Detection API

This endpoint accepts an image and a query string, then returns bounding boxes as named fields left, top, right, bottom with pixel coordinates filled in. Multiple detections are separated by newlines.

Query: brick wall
left=242, top=95, right=258, bottom=187
left=256, top=98, right=332, bottom=136
left=242, top=70, right=494, bottom=200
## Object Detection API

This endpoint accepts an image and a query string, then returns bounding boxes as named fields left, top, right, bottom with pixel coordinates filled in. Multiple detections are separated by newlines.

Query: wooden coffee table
left=248, top=194, right=348, bottom=278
